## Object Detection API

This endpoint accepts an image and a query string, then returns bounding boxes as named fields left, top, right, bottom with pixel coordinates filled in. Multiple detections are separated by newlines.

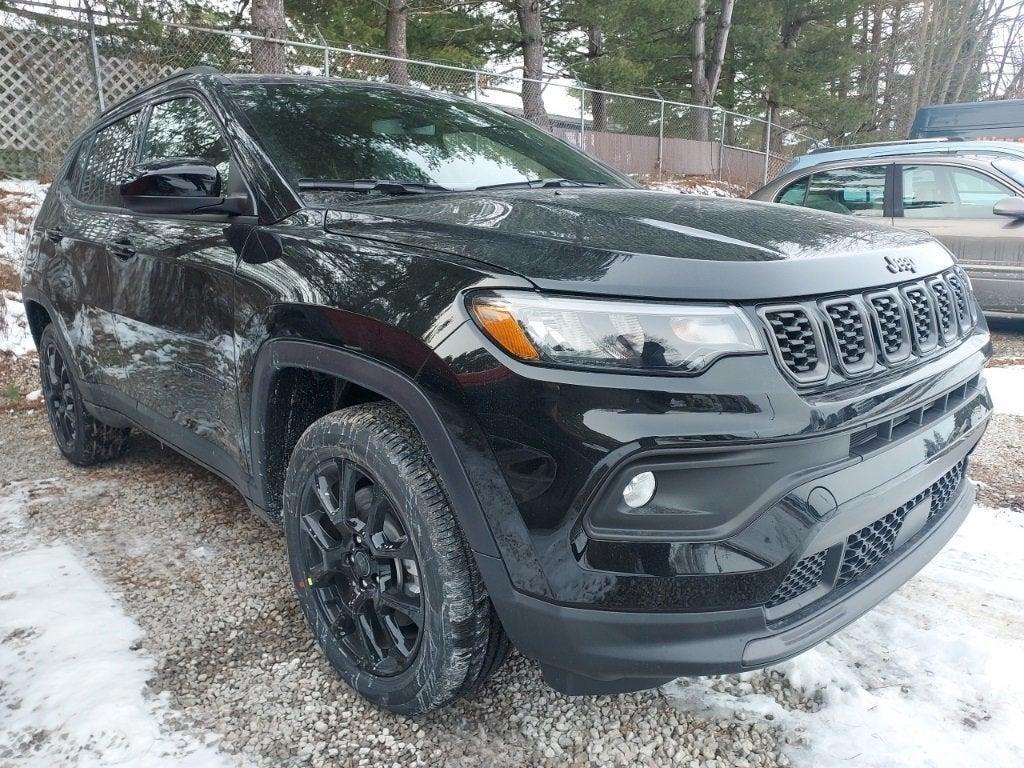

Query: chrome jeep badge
left=885, top=255, right=917, bottom=274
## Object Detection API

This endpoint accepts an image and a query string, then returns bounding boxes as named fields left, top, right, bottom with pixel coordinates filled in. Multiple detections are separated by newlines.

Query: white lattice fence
left=98, top=52, right=173, bottom=108
left=0, top=27, right=97, bottom=176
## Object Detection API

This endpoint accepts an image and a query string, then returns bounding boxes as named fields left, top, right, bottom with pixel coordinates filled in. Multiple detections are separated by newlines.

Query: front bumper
left=423, top=292, right=991, bottom=692
left=482, top=428, right=981, bottom=694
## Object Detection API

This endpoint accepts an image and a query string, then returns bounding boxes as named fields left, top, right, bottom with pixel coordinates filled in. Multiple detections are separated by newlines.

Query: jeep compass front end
left=22, top=71, right=990, bottom=713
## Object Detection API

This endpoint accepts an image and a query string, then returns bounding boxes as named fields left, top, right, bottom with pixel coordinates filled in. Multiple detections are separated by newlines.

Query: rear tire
left=283, top=402, right=508, bottom=714
left=38, top=325, right=130, bottom=466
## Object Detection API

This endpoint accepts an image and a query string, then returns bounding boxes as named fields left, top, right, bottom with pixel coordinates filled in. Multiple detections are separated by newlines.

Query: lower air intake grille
left=838, top=505, right=908, bottom=586
left=766, top=549, right=827, bottom=608
left=930, top=460, right=966, bottom=519
left=768, top=461, right=968, bottom=608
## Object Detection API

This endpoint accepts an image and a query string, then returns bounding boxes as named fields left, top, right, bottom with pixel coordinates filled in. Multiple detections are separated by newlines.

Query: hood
left=322, top=188, right=954, bottom=301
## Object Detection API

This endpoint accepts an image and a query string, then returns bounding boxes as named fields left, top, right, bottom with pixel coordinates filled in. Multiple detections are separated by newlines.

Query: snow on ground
left=984, top=365, right=1024, bottom=416
left=663, top=504, right=1024, bottom=768
left=640, top=176, right=745, bottom=197
left=0, top=479, right=239, bottom=767
left=0, top=179, right=47, bottom=267
left=0, top=291, right=34, bottom=356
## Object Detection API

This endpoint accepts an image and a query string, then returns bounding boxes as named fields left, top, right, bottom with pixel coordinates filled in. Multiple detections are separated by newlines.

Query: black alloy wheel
left=41, top=337, right=77, bottom=451
left=37, top=324, right=131, bottom=466
left=283, top=403, right=510, bottom=714
left=296, top=457, right=424, bottom=676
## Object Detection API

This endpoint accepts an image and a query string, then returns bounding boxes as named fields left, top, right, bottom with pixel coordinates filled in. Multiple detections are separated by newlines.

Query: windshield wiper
left=296, top=178, right=453, bottom=195
left=473, top=178, right=609, bottom=191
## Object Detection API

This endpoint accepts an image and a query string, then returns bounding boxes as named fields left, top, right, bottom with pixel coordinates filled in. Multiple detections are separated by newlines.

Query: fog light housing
left=622, top=472, right=656, bottom=508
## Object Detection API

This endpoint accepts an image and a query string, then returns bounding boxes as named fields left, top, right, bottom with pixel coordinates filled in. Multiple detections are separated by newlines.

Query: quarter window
left=78, top=113, right=140, bottom=208
left=902, top=165, right=1014, bottom=218
left=776, top=177, right=809, bottom=206
left=141, top=97, right=231, bottom=182
left=803, top=166, right=886, bottom=217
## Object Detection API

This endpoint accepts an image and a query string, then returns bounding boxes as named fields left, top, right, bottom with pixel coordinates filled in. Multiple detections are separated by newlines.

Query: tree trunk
left=516, top=0, right=550, bottom=131
left=385, top=0, right=410, bottom=86
left=907, top=0, right=932, bottom=132
left=880, top=2, right=904, bottom=133
left=691, top=0, right=735, bottom=142
left=587, top=25, right=607, bottom=132
left=251, top=0, right=287, bottom=74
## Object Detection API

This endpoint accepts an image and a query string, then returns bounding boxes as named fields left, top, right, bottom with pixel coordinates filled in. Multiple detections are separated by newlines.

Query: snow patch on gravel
left=0, top=292, right=34, bottom=356
left=663, top=505, right=1024, bottom=768
left=1, top=179, right=47, bottom=267
left=0, top=479, right=238, bottom=768
left=984, top=365, right=1024, bottom=416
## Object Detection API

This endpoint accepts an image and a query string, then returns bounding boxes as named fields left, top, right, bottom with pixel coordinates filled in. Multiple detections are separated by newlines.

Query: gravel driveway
left=1, top=321, right=1022, bottom=768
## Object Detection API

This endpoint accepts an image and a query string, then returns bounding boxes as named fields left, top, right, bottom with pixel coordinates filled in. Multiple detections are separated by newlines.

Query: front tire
left=38, top=325, right=130, bottom=466
left=283, top=402, right=507, bottom=714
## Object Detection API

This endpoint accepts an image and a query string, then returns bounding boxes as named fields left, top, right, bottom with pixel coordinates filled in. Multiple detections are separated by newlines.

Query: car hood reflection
left=323, top=189, right=954, bottom=301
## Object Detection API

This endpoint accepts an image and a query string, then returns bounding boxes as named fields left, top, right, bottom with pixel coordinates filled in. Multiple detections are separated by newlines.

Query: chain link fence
left=0, top=10, right=814, bottom=190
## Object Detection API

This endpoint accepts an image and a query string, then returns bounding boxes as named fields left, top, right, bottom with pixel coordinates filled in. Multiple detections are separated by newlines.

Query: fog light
left=622, top=471, right=656, bottom=508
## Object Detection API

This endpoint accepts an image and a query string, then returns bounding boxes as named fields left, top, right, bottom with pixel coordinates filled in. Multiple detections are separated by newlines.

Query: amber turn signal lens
left=469, top=301, right=540, bottom=360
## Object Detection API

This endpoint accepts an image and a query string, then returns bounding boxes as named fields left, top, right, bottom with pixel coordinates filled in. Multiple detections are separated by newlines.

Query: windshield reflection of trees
left=227, top=82, right=620, bottom=189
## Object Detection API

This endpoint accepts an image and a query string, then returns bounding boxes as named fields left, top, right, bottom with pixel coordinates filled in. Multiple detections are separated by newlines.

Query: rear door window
left=902, top=165, right=1015, bottom=218
left=803, top=166, right=886, bottom=216
left=78, top=112, right=141, bottom=208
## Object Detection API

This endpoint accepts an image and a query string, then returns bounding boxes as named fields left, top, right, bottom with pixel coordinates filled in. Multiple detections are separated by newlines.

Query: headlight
left=468, top=291, right=764, bottom=374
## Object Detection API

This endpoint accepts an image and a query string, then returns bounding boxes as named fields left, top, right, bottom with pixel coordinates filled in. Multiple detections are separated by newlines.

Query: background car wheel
left=283, top=402, right=509, bottom=714
left=38, top=324, right=130, bottom=466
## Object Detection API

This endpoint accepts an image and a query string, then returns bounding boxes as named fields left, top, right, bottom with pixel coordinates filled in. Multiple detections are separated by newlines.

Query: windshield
left=226, top=81, right=627, bottom=196
left=994, top=157, right=1024, bottom=188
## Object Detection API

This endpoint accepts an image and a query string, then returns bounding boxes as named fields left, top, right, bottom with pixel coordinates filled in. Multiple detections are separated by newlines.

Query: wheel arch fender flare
left=248, top=338, right=501, bottom=559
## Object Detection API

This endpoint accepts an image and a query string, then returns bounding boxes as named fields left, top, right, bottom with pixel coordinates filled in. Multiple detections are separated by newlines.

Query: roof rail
left=96, top=66, right=224, bottom=118
left=808, top=137, right=965, bottom=154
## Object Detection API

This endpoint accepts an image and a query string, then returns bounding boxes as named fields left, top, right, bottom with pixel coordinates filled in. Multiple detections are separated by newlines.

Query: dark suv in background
left=22, top=69, right=992, bottom=714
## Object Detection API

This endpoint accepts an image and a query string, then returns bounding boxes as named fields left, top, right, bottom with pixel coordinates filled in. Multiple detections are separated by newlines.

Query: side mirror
left=120, top=160, right=248, bottom=215
left=993, top=196, right=1024, bottom=219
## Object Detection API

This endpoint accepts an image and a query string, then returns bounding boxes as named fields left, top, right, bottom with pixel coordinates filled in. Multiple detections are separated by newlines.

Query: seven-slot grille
left=761, top=268, right=975, bottom=384
left=767, top=461, right=967, bottom=609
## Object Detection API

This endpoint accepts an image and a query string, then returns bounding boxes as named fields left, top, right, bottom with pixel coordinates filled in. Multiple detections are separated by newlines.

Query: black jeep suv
left=22, top=69, right=992, bottom=714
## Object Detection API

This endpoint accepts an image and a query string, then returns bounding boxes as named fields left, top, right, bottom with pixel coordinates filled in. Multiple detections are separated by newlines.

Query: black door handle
left=109, top=239, right=137, bottom=260
left=45, top=227, right=64, bottom=243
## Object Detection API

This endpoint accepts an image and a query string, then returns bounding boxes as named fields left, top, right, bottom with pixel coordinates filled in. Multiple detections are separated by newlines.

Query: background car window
left=78, top=113, right=140, bottom=208
left=902, top=165, right=1014, bottom=218
left=142, top=97, right=230, bottom=182
left=776, top=177, right=808, bottom=205
left=994, top=157, right=1024, bottom=187
left=804, top=166, right=886, bottom=216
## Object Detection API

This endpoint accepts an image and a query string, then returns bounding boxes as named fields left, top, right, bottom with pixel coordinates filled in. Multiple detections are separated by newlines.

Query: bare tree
left=690, top=0, right=735, bottom=141
left=250, top=0, right=287, bottom=73
left=515, top=0, right=551, bottom=130
left=385, top=0, right=411, bottom=85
